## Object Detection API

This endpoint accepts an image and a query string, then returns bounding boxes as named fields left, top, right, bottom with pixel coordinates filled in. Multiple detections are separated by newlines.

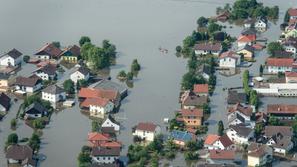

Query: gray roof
left=229, top=125, right=253, bottom=137
left=238, top=44, right=254, bottom=53
left=0, top=73, right=9, bottom=80
left=42, top=84, right=65, bottom=94
left=24, top=102, right=48, bottom=115
left=227, top=90, right=247, bottom=105
left=6, top=144, right=33, bottom=160
left=77, top=66, right=90, bottom=75
left=199, top=64, right=212, bottom=76
left=94, top=79, right=128, bottom=95
left=36, top=64, right=57, bottom=75
left=1, top=48, right=22, bottom=59
left=0, top=93, right=11, bottom=111
left=91, top=147, right=120, bottom=156
left=264, top=126, right=293, bottom=137
left=241, top=28, right=257, bottom=36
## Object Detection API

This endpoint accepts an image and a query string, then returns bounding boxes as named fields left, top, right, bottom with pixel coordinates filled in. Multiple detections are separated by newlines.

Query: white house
left=226, top=125, right=254, bottom=144
left=24, top=102, right=48, bottom=119
left=35, top=43, right=62, bottom=60
left=81, top=97, right=114, bottom=118
left=247, top=143, right=273, bottom=167
left=255, top=17, right=267, bottom=32
left=219, top=51, right=241, bottom=68
left=102, top=115, right=120, bottom=131
left=266, top=58, right=294, bottom=74
left=194, top=43, right=222, bottom=56
left=70, top=66, right=90, bottom=83
left=91, top=147, right=120, bottom=164
left=0, top=48, right=22, bottom=67
left=15, top=75, right=42, bottom=93
left=227, top=103, right=255, bottom=127
left=133, top=122, right=161, bottom=142
left=42, top=85, right=66, bottom=103
left=204, top=134, right=234, bottom=150
left=34, top=64, right=58, bottom=80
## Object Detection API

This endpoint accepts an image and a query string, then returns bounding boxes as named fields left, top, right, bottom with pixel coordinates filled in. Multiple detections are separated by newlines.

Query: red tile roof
left=193, top=84, right=209, bottom=94
left=267, top=104, right=297, bottom=114
left=204, top=134, right=220, bottom=145
left=219, top=51, right=240, bottom=59
left=180, top=109, right=203, bottom=117
left=237, top=34, right=256, bottom=43
left=285, top=71, right=297, bottom=77
left=35, top=43, right=62, bottom=58
left=136, top=122, right=158, bottom=132
left=100, top=141, right=122, bottom=148
left=209, top=150, right=235, bottom=160
left=79, top=88, right=118, bottom=101
left=288, top=8, right=297, bottom=17
left=88, top=132, right=110, bottom=141
left=266, top=58, right=294, bottom=67
left=219, top=134, right=234, bottom=148
left=81, top=97, right=110, bottom=108
left=228, top=103, right=253, bottom=117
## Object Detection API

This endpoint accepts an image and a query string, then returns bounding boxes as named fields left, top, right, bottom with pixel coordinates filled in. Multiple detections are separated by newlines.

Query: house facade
left=255, top=17, right=267, bottom=31
left=15, top=75, right=42, bottom=93
left=219, top=51, right=241, bottom=68
left=226, top=125, right=254, bottom=144
left=102, top=115, right=120, bottom=131
left=60, top=45, right=80, bottom=63
left=177, top=108, right=203, bottom=128
left=133, top=122, right=161, bottom=142
left=247, top=143, right=273, bottom=167
left=0, top=73, right=10, bottom=92
left=91, top=147, right=120, bottom=164
left=42, top=85, right=66, bottom=103
left=0, top=48, right=22, bottom=67
left=204, top=134, right=234, bottom=150
left=34, top=64, right=57, bottom=80
left=266, top=58, right=294, bottom=74
left=70, top=67, right=90, bottom=83
left=35, top=43, right=62, bottom=59
left=194, top=43, right=222, bottom=56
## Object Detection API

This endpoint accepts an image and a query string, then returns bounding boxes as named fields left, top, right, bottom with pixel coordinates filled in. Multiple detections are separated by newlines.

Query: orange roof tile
left=266, top=58, right=294, bottom=67
left=237, top=34, right=256, bottom=43
left=209, top=150, right=235, bottom=160
left=79, top=88, right=118, bottom=101
left=180, top=109, right=203, bottom=117
left=193, top=84, right=209, bottom=94
left=88, top=132, right=110, bottom=141
left=285, top=71, right=297, bottom=77
left=204, top=134, right=220, bottom=145
left=81, top=97, right=110, bottom=108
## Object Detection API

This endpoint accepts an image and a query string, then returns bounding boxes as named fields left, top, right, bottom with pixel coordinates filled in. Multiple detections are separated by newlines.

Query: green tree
left=249, top=90, right=258, bottom=108
left=217, top=120, right=224, bottom=136
left=176, top=46, right=182, bottom=53
left=284, top=9, right=290, bottom=23
left=184, top=151, right=198, bottom=161
left=117, top=70, right=127, bottom=79
left=77, top=79, right=88, bottom=89
left=63, top=79, right=75, bottom=94
left=32, top=118, right=46, bottom=129
left=185, top=140, right=203, bottom=151
left=202, top=103, right=211, bottom=115
left=150, top=152, right=159, bottom=167
left=131, top=59, right=141, bottom=72
left=23, top=55, right=30, bottom=63
left=181, top=71, right=206, bottom=90
left=254, top=123, right=264, bottom=137
left=259, top=64, right=264, bottom=76
left=127, top=72, right=134, bottom=81
left=243, top=70, right=250, bottom=95
left=52, top=41, right=61, bottom=48
left=10, top=118, right=17, bottom=129
left=268, top=116, right=281, bottom=126
left=208, top=22, right=222, bottom=34
left=267, top=42, right=284, bottom=56
left=91, top=120, right=101, bottom=132
left=6, top=133, right=18, bottom=146
left=28, top=132, right=41, bottom=152
left=79, top=36, right=91, bottom=47
left=183, top=36, right=195, bottom=48
left=77, top=152, right=92, bottom=166
left=197, top=16, right=208, bottom=27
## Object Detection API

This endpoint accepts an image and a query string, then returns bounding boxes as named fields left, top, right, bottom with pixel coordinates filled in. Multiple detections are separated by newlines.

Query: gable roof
left=181, top=91, right=208, bottom=106
left=209, top=150, right=235, bottom=160
left=91, top=147, right=120, bottom=156
left=288, top=8, right=297, bottom=17
left=219, top=134, right=234, bottom=148
left=35, top=64, right=57, bottom=75
left=1, top=48, right=22, bottom=59
left=180, top=108, right=203, bottom=118
left=285, top=71, right=297, bottom=78
left=170, top=130, right=196, bottom=142
left=267, top=104, right=297, bottom=115
left=81, top=97, right=110, bottom=108
left=193, top=84, right=209, bottom=94
left=135, top=122, right=158, bottom=132
left=35, top=43, right=62, bottom=58
left=15, top=75, right=41, bottom=87
left=238, top=44, right=254, bottom=53
left=0, top=93, right=10, bottom=110
left=75, top=66, right=90, bottom=76
left=6, top=144, right=33, bottom=160
left=42, top=84, right=65, bottom=94
left=237, top=34, right=256, bottom=43
left=204, top=134, right=220, bottom=145
left=229, top=125, right=253, bottom=137
left=79, top=88, right=119, bottom=101
left=219, top=51, right=240, bottom=59
left=228, top=103, right=253, bottom=117
left=227, top=90, right=247, bottom=104
left=88, top=132, right=110, bottom=141
left=103, top=115, right=120, bottom=126
left=24, top=102, right=48, bottom=115
left=247, top=142, right=270, bottom=158
left=241, top=28, right=257, bottom=36
left=199, top=64, right=212, bottom=76
left=264, top=126, right=293, bottom=137
left=266, top=58, right=294, bottom=67
left=194, top=43, right=222, bottom=51
left=60, top=45, right=80, bottom=57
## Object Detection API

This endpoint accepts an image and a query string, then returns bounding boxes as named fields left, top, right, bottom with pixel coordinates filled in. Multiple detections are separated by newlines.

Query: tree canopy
left=63, top=79, right=75, bottom=94
left=79, top=36, right=91, bottom=47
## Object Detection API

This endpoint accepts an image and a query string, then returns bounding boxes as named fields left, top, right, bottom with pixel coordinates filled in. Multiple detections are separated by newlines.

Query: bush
left=32, top=118, right=46, bottom=129
left=131, top=59, right=141, bottom=72
left=6, top=133, right=18, bottom=147
left=23, top=55, right=30, bottom=63
left=176, top=46, right=182, bottom=53
left=117, top=70, right=127, bottom=79
left=79, top=36, right=91, bottom=47
left=10, top=118, right=17, bottom=129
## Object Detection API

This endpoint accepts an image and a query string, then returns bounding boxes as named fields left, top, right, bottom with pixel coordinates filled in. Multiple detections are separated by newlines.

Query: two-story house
left=266, top=58, right=294, bottom=74
left=15, top=75, right=42, bottom=93
left=226, top=125, right=254, bottom=144
left=219, top=51, right=241, bottom=68
left=132, top=122, right=161, bottom=142
left=204, top=134, right=234, bottom=150
left=0, top=48, right=22, bottom=67
left=194, top=43, right=222, bottom=56
left=81, top=97, right=114, bottom=118
left=70, top=66, right=90, bottom=83
left=35, top=43, right=62, bottom=60
left=42, top=85, right=66, bottom=103
left=177, top=108, right=204, bottom=128
left=33, top=64, right=58, bottom=80
left=60, top=45, right=80, bottom=63
left=227, top=103, right=255, bottom=127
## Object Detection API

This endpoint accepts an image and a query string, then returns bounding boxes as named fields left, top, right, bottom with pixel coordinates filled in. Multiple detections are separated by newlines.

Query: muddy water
left=0, top=0, right=296, bottom=166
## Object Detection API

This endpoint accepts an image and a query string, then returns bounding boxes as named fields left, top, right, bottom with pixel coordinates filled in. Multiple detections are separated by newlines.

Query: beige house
left=237, top=44, right=254, bottom=59
left=0, top=73, right=10, bottom=92
left=247, top=143, right=273, bottom=167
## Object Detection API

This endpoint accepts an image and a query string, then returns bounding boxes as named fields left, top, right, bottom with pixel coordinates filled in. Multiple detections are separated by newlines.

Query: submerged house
left=42, top=85, right=66, bottom=103
left=0, top=92, right=11, bottom=112
left=132, top=122, right=161, bottom=142
left=0, top=48, right=22, bottom=67
left=194, top=43, right=222, bottom=56
left=14, top=75, right=42, bottom=93
left=35, top=43, right=62, bottom=60
left=24, top=102, right=48, bottom=119
left=6, top=144, right=36, bottom=167
left=60, top=45, right=80, bottom=63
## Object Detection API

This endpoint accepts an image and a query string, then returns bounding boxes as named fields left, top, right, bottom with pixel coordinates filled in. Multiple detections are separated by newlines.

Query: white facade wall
left=0, top=56, right=21, bottom=66
left=16, top=83, right=42, bottom=93
left=89, top=102, right=114, bottom=118
left=284, top=45, right=297, bottom=54
left=38, top=55, right=50, bottom=59
left=267, top=65, right=292, bottom=74
left=0, top=105, right=6, bottom=112
left=70, top=71, right=90, bottom=83
left=102, top=119, right=120, bottom=131
left=219, top=57, right=239, bottom=68
left=195, top=50, right=220, bottom=56
left=42, top=92, right=66, bottom=103
left=91, top=156, right=118, bottom=164
left=226, top=129, right=253, bottom=144
left=133, top=126, right=161, bottom=142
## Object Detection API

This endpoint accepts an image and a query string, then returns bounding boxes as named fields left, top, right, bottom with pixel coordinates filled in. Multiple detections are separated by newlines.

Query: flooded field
left=0, top=0, right=296, bottom=166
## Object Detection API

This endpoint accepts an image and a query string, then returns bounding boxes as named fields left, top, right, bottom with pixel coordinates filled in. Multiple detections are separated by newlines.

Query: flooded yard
left=0, top=0, right=296, bottom=166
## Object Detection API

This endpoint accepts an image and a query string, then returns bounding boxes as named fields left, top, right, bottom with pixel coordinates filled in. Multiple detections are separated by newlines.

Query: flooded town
left=0, top=0, right=297, bottom=167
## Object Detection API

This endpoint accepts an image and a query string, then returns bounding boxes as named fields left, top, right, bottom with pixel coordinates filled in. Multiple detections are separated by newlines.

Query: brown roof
left=266, top=58, right=294, bottom=67
left=228, top=103, right=253, bottom=117
left=181, top=91, right=208, bottom=106
left=79, top=88, right=118, bottom=101
left=193, top=84, right=209, bottom=94
left=209, top=150, right=235, bottom=160
left=180, top=108, right=203, bottom=117
left=264, top=126, right=293, bottom=137
left=229, top=125, right=253, bottom=137
left=248, top=142, right=269, bottom=158
left=288, top=8, right=297, bottom=17
left=285, top=71, right=297, bottom=77
left=81, top=97, right=110, bottom=108
left=194, top=43, right=222, bottom=51
left=136, top=122, right=158, bottom=132
left=237, top=34, right=256, bottom=42
left=6, top=144, right=33, bottom=160
left=219, top=51, right=240, bottom=59
left=219, top=134, right=234, bottom=148
left=91, top=147, right=120, bottom=156
left=267, top=104, right=297, bottom=114
left=0, top=92, right=10, bottom=110
left=35, top=43, right=62, bottom=58
left=35, top=64, right=57, bottom=75
left=15, top=75, right=41, bottom=87
left=60, top=45, right=80, bottom=57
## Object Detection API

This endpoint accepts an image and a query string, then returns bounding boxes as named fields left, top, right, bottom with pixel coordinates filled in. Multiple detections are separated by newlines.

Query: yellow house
left=0, top=73, right=10, bottom=92
left=178, top=108, right=203, bottom=128
left=60, top=45, right=80, bottom=63
left=247, top=143, right=273, bottom=167
left=237, top=44, right=254, bottom=59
